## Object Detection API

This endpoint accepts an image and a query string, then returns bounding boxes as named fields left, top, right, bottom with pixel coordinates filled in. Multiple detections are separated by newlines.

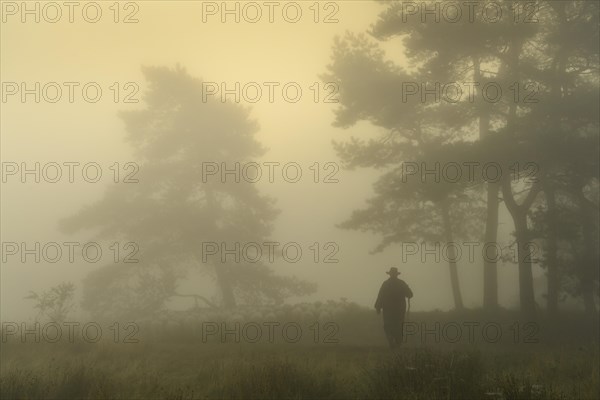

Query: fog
left=2, top=1, right=599, bottom=399
left=1, top=1, right=559, bottom=322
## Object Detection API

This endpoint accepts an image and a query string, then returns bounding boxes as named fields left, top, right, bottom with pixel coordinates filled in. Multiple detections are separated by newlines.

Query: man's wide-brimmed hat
left=386, top=267, right=400, bottom=276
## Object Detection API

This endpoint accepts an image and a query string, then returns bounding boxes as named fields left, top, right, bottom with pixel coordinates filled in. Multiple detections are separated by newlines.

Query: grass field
left=1, top=309, right=598, bottom=399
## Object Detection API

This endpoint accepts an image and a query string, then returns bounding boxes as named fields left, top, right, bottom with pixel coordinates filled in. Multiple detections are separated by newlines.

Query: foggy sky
left=1, top=1, right=538, bottom=321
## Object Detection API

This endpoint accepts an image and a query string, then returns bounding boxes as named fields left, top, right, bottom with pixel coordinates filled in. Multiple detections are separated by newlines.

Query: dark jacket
left=375, top=277, right=413, bottom=317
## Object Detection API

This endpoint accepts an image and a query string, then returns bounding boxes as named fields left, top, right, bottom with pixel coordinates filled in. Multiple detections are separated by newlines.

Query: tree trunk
left=543, top=1, right=566, bottom=316
left=483, top=182, right=500, bottom=310
left=194, top=252, right=237, bottom=308
left=202, top=188, right=237, bottom=308
left=540, top=2, right=575, bottom=316
left=473, top=56, right=499, bottom=310
left=578, top=191, right=598, bottom=316
left=214, top=264, right=237, bottom=308
left=500, top=36, right=538, bottom=316
left=441, top=200, right=464, bottom=310
left=513, top=211, right=537, bottom=315
left=544, top=186, right=560, bottom=315
left=502, top=173, right=539, bottom=316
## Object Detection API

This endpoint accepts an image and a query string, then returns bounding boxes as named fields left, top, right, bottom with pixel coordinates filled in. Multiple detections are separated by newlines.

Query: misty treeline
left=323, top=0, right=599, bottom=316
left=51, top=0, right=598, bottom=322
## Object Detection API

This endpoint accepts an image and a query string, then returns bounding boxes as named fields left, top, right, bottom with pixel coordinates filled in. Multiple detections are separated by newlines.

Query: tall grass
left=2, top=310, right=597, bottom=399
left=2, top=343, right=598, bottom=400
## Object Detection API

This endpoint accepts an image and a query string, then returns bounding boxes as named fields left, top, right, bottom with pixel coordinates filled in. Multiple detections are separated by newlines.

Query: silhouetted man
left=375, top=267, right=413, bottom=349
